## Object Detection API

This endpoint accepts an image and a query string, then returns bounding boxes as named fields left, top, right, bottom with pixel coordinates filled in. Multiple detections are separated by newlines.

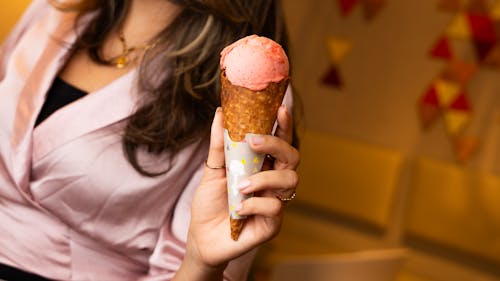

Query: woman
left=0, top=0, right=299, bottom=280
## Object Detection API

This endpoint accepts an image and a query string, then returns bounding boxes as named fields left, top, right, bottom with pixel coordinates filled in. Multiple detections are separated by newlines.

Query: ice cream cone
left=221, top=71, right=289, bottom=142
left=221, top=71, right=288, bottom=241
left=220, top=35, right=290, bottom=241
left=230, top=217, right=244, bottom=241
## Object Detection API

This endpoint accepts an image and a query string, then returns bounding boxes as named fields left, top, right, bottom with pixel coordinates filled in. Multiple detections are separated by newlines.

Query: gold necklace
left=112, top=30, right=161, bottom=69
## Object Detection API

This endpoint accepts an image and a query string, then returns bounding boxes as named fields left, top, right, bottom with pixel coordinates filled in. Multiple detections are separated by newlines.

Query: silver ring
left=276, top=191, right=296, bottom=203
left=205, top=160, right=225, bottom=170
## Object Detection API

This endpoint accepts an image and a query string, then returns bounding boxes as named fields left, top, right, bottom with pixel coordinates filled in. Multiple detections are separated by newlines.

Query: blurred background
left=2, top=1, right=500, bottom=281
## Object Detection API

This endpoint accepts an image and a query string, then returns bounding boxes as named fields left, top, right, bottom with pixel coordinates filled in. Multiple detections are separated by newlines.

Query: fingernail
left=251, top=136, right=265, bottom=146
left=216, top=107, right=222, bottom=113
left=237, top=179, right=251, bottom=191
left=281, top=104, right=287, bottom=113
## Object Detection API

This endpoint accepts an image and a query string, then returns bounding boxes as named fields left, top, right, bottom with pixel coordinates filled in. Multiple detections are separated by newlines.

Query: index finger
left=275, top=105, right=293, bottom=145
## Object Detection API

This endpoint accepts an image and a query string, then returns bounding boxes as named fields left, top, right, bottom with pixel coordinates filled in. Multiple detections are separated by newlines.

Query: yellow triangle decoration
left=435, top=79, right=460, bottom=107
left=326, top=38, right=352, bottom=64
left=491, top=2, right=500, bottom=20
left=444, top=109, right=471, bottom=135
left=445, top=14, right=471, bottom=40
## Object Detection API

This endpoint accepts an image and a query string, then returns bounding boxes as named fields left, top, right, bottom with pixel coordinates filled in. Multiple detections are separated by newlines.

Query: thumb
left=204, top=107, right=226, bottom=177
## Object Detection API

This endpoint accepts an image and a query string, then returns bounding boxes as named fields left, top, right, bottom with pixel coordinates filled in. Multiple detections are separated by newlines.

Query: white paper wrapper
left=224, top=129, right=265, bottom=219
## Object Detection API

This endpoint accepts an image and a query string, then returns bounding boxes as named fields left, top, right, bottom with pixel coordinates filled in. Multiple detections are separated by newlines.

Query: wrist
left=175, top=258, right=226, bottom=281
left=177, top=235, right=227, bottom=280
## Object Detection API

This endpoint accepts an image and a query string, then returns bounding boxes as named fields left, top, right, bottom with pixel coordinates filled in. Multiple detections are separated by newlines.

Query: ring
left=276, top=191, right=296, bottom=203
left=205, top=160, right=225, bottom=169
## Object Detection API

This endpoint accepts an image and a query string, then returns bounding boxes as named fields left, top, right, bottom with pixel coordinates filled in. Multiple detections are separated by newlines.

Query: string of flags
left=320, top=0, right=493, bottom=163
left=321, top=38, right=352, bottom=89
left=321, top=0, right=387, bottom=89
left=338, top=0, right=387, bottom=21
left=419, top=0, right=500, bottom=163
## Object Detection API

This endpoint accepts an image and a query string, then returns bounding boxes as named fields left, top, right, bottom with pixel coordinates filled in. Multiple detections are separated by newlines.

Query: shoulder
left=0, top=0, right=52, bottom=80
left=15, top=0, right=51, bottom=27
left=1, top=0, right=53, bottom=46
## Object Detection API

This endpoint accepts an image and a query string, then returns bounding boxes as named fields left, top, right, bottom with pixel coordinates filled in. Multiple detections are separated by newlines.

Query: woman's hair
left=52, top=0, right=289, bottom=176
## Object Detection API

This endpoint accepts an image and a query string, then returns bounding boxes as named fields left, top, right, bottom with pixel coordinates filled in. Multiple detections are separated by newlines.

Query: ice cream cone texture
left=220, top=35, right=290, bottom=240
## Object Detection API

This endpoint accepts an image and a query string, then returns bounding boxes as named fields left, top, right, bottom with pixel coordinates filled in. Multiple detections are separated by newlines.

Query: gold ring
left=205, top=160, right=225, bottom=170
left=276, top=191, right=296, bottom=203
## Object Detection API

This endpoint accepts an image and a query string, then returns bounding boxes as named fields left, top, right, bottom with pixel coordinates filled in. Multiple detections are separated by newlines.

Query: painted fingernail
left=251, top=136, right=265, bottom=146
left=237, top=179, right=251, bottom=191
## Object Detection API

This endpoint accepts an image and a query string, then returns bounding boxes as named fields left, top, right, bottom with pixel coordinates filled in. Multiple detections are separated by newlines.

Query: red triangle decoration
left=449, top=93, right=472, bottom=111
left=338, top=0, right=359, bottom=16
left=321, top=66, right=343, bottom=88
left=467, top=13, right=497, bottom=43
left=418, top=85, right=442, bottom=129
left=421, top=85, right=440, bottom=106
left=430, top=36, right=454, bottom=60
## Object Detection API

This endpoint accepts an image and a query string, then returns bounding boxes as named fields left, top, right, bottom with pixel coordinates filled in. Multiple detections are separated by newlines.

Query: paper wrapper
left=221, top=70, right=289, bottom=240
left=224, top=130, right=265, bottom=240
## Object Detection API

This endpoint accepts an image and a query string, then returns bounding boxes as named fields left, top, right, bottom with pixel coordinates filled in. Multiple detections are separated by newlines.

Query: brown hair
left=53, top=0, right=289, bottom=176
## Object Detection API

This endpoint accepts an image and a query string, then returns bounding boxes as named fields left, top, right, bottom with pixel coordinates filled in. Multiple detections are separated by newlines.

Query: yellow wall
left=0, top=1, right=31, bottom=42
left=271, top=1, right=500, bottom=281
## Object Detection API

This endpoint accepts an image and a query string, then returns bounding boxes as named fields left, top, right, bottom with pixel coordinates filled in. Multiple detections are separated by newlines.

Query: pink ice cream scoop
left=220, top=35, right=289, bottom=91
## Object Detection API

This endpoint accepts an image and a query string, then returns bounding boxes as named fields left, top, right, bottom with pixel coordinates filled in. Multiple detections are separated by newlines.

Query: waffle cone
left=221, top=70, right=289, bottom=142
left=221, top=70, right=289, bottom=240
left=230, top=217, right=244, bottom=241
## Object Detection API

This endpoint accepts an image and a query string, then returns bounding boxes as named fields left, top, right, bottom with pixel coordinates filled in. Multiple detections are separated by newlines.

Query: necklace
left=112, top=30, right=161, bottom=69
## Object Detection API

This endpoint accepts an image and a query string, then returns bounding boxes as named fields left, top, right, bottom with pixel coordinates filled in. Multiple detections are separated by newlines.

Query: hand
left=185, top=105, right=299, bottom=271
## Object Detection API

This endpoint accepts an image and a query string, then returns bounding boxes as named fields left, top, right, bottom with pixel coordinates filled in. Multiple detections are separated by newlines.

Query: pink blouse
left=0, top=1, right=281, bottom=280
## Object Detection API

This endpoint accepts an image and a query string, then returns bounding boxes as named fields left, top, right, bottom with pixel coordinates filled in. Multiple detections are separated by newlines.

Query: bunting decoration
left=430, top=36, right=454, bottom=60
left=321, top=37, right=353, bottom=89
left=337, top=0, right=387, bottom=21
left=418, top=0, right=500, bottom=162
left=338, top=0, right=359, bottom=16
left=418, top=79, right=473, bottom=136
left=322, top=1, right=389, bottom=90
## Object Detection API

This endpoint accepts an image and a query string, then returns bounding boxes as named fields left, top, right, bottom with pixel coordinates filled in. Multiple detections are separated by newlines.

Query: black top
left=34, top=77, right=87, bottom=127
left=0, top=262, right=54, bottom=281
